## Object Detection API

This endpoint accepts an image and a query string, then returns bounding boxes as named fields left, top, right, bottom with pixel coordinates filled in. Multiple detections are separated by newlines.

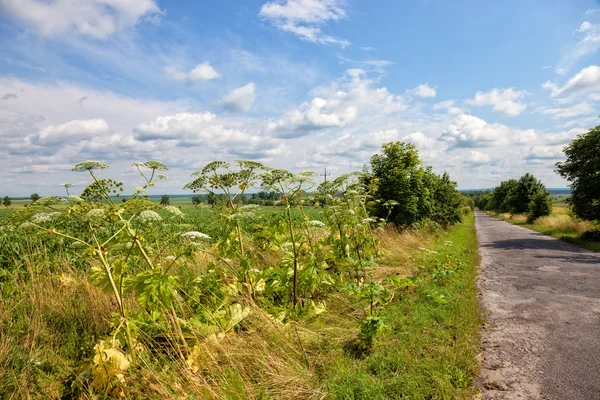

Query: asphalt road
left=476, top=210, right=600, bottom=400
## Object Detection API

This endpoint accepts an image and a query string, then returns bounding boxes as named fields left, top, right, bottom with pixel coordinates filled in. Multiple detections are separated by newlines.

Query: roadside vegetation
left=0, top=142, right=480, bottom=399
left=473, top=125, right=600, bottom=252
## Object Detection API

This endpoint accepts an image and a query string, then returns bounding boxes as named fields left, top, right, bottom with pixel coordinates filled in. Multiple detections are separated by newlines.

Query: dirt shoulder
left=476, top=210, right=600, bottom=399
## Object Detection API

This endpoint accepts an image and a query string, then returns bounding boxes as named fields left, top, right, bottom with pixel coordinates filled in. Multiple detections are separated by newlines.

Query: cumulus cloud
left=0, top=0, right=161, bottom=38
left=543, top=65, right=600, bottom=97
left=36, top=119, right=110, bottom=145
left=165, top=62, right=220, bottom=84
left=464, top=151, right=492, bottom=166
left=466, top=88, right=527, bottom=116
left=259, top=0, right=349, bottom=46
left=221, top=83, right=257, bottom=112
left=402, top=131, right=437, bottom=150
left=409, top=83, right=437, bottom=98
left=134, top=112, right=287, bottom=159
left=266, top=69, right=405, bottom=137
left=439, top=114, right=512, bottom=148
left=433, top=99, right=463, bottom=114
left=525, top=145, right=566, bottom=161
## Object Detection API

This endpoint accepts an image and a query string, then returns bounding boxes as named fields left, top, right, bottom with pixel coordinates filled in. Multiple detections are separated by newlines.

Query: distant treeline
left=471, top=173, right=552, bottom=223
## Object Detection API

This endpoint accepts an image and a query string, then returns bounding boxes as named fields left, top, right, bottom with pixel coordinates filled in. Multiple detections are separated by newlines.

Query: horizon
left=1, top=0, right=599, bottom=197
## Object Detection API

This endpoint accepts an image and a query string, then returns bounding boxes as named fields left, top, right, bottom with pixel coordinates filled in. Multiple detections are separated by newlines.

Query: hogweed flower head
left=72, top=160, right=108, bottom=172
left=308, top=220, right=326, bottom=227
left=137, top=210, right=163, bottom=224
left=181, top=231, right=211, bottom=240
left=164, top=206, right=183, bottom=216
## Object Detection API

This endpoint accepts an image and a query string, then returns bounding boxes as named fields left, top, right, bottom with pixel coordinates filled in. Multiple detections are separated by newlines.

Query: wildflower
left=181, top=231, right=211, bottom=240
left=86, top=209, right=106, bottom=220
left=31, top=212, right=51, bottom=223
left=308, top=220, right=326, bottom=227
left=157, top=174, right=167, bottom=180
left=164, top=206, right=183, bottom=216
left=132, top=187, right=148, bottom=195
left=72, top=160, right=109, bottom=172
left=137, top=210, right=163, bottom=224
left=362, top=217, right=376, bottom=223
left=165, top=255, right=176, bottom=261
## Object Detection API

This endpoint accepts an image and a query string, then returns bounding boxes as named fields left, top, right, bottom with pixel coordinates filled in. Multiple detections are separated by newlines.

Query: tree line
left=473, top=173, right=552, bottom=223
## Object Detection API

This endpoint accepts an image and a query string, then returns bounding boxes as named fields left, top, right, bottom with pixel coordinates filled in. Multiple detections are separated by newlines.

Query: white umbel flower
left=181, top=231, right=211, bottom=240
left=164, top=206, right=183, bottom=216
left=137, top=210, right=163, bottom=224
left=86, top=209, right=105, bottom=220
left=307, top=220, right=325, bottom=227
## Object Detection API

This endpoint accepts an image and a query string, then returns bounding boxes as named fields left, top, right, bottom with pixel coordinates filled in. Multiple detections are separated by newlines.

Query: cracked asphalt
left=476, top=210, right=600, bottom=400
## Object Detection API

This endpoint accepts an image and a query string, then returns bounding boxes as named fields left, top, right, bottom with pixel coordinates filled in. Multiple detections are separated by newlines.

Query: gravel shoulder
left=476, top=210, right=600, bottom=399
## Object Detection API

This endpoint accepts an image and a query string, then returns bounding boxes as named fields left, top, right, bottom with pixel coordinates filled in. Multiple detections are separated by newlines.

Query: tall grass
left=1, top=210, right=481, bottom=399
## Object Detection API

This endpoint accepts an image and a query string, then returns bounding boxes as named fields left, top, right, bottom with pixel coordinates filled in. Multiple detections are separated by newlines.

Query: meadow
left=0, top=160, right=480, bottom=399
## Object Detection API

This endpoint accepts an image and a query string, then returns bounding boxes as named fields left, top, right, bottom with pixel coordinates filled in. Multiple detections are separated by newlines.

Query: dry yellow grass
left=535, top=214, right=593, bottom=234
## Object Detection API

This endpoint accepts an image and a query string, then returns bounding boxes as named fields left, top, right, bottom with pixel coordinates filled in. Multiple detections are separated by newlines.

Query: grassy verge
left=318, top=213, right=482, bottom=399
left=488, top=208, right=600, bottom=252
left=0, top=214, right=481, bottom=399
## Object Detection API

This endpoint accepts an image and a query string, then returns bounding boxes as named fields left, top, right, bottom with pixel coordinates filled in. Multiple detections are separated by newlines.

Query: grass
left=316, top=213, right=482, bottom=399
left=0, top=211, right=482, bottom=399
left=488, top=205, right=600, bottom=252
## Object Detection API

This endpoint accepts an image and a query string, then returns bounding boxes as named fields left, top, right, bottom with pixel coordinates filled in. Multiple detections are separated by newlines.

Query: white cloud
left=557, top=20, right=600, bottom=72
left=259, top=0, right=349, bottom=46
left=133, top=112, right=288, bottom=159
left=544, top=65, right=600, bottom=97
left=0, top=0, right=161, bottom=39
left=464, top=151, right=492, bottom=166
left=466, top=88, right=527, bottom=116
left=165, top=62, right=220, bottom=84
left=221, top=83, right=257, bottom=113
left=402, top=131, right=437, bottom=150
left=36, top=119, right=110, bottom=145
left=439, top=114, right=513, bottom=148
left=535, top=102, right=595, bottom=119
left=267, top=69, right=405, bottom=137
left=525, top=145, right=565, bottom=161
left=433, top=99, right=463, bottom=114
left=409, top=83, right=437, bottom=98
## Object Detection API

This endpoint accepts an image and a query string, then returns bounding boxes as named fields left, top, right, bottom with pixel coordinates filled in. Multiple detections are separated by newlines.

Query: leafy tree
left=528, top=190, right=552, bottom=223
left=192, top=195, right=203, bottom=205
left=3, top=196, right=11, bottom=207
left=30, top=193, right=40, bottom=203
left=491, top=179, right=518, bottom=213
left=366, top=142, right=463, bottom=227
left=160, top=194, right=170, bottom=206
left=514, top=173, right=546, bottom=214
left=556, top=125, right=600, bottom=222
left=367, top=142, right=426, bottom=226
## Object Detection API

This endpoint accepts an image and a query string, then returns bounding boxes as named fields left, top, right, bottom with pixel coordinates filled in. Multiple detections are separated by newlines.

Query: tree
left=3, top=196, right=11, bottom=207
left=556, top=125, right=600, bottom=222
left=514, top=173, right=545, bottom=214
left=528, top=190, right=552, bottom=223
left=192, top=195, right=202, bottom=205
left=30, top=193, right=40, bottom=203
left=491, top=179, right=518, bottom=213
left=366, top=142, right=463, bottom=227
left=160, top=194, right=170, bottom=206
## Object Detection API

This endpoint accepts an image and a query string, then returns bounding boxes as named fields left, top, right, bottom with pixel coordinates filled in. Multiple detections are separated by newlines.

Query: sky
left=0, top=0, right=599, bottom=196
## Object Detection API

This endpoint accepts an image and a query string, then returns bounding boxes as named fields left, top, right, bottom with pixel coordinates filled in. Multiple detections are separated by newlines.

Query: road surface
left=476, top=210, right=600, bottom=399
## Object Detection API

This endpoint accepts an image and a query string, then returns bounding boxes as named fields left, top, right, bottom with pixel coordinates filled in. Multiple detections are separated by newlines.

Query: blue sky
left=0, top=0, right=599, bottom=196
